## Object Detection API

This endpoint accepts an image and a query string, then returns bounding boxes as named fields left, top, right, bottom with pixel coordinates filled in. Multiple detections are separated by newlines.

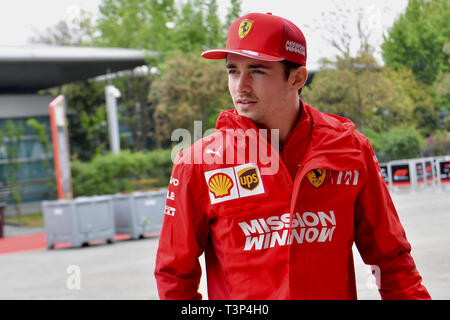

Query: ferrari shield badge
left=239, top=19, right=253, bottom=39
left=307, top=169, right=326, bottom=188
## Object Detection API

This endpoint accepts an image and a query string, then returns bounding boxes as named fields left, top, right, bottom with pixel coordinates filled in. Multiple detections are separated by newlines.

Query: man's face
left=226, top=54, right=290, bottom=125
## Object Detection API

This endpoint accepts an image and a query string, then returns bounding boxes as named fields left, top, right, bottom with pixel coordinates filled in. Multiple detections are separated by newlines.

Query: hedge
left=71, top=149, right=172, bottom=197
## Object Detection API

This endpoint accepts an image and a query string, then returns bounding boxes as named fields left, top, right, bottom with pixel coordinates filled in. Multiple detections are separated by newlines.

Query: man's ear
left=290, top=66, right=308, bottom=91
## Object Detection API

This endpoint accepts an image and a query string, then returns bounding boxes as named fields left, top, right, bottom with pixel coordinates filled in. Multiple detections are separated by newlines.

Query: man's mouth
left=236, top=98, right=258, bottom=107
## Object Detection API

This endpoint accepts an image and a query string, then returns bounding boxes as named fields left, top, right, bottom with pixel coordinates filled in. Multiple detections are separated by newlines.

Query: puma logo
left=206, top=146, right=222, bottom=157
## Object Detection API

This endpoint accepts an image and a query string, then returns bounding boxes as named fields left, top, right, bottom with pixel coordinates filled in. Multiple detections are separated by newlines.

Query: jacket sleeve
left=354, top=136, right=431, bottom=300
left=154, top=153, right=209, bottom=300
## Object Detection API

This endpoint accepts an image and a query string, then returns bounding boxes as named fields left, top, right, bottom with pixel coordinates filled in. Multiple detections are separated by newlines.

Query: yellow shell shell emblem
left=307, top=169, right=326, bottom=188
left=208, top=173, right=234, bottom=198
left=238, top=19, right=253, bottom=39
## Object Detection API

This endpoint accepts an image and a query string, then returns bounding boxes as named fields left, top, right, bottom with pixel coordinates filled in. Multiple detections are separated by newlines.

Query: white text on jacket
left=238, top=211, right=336, bottom=251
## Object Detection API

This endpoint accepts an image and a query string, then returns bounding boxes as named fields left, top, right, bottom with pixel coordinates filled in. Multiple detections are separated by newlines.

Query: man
left=155, top=12, right=431, bottom=300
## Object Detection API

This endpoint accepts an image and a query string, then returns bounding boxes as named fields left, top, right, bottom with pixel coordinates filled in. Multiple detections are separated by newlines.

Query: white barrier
left=381, top=155, right=450, bottom=193
left=436, top=156, right=450, bottom=191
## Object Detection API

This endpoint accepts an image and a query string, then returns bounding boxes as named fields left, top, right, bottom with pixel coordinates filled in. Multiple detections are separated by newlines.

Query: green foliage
left=423, top=130, right=450, bottom=156
left=26, top=119, right=56, bottom=198
left=26, top=119, right=51, bottom=157
left=71, top=149, right=172, bottom=197
left=382, top=0, right=450, bottom=85
left=49, top=79, right=108, bottom=160
left=433, top=42, right=450, bottom=109
left=364, top=127, right=383, bottom=155
left=383, top=67, right=437, bottom=137
left=0, top=121, right=24, bottom=218
left=379, top=126, right=426, bottom=161
left=206, top=0, right=225, bottom=48
left=225, top=0, right=241, bottom=28
left=96, top=0, right=232, bottom=60
left=33, top=0, right=241, bottom=161
left=112, top=73, right=156, bottom=151
left=150, top=51, right=231, bottom=147
left=303, top=49, right=418, bottom=134
left=97, top=0, right=177, bottom=54
left=445, top=115, right=450, bottom=131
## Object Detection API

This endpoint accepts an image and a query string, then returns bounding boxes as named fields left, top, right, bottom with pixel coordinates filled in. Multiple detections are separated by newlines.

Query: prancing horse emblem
left=239, top=20, right=253, bottom=39
left=307, top=169, right=326, bottom=188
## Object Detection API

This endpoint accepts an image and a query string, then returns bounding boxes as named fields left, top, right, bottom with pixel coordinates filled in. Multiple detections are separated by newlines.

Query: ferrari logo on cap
left=239, top=19, right=253, bottom=39
left=307, top=169, right=326, bottom=188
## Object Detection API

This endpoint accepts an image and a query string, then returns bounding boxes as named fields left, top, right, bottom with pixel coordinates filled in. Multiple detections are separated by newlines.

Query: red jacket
left=155, top=102, right=430, bottom=300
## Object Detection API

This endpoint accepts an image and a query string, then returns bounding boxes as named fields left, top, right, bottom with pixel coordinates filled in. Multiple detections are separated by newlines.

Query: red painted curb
left=0, top=233, right=135, bottom=255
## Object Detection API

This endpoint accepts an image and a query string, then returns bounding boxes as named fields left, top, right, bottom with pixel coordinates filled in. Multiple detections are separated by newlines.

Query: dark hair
left=282, top=60, right=303, bottom=96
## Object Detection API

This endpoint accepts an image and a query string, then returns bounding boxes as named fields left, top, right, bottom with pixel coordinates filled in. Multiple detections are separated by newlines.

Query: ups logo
left=238, top=167, right=259, bottom=190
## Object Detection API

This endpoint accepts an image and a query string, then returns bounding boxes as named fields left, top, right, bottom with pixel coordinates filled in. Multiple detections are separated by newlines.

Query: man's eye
left=227, top=69, right=237, bottom=74
left=251, top=70, right=265, bottom=74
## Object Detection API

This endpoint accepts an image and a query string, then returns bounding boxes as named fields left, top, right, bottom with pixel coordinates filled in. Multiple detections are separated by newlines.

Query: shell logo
left=208, top=173, right=234, bottom=198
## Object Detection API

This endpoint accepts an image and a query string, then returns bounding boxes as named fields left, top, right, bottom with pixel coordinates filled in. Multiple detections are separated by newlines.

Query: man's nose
left=237, top=73, right=252, bottom=93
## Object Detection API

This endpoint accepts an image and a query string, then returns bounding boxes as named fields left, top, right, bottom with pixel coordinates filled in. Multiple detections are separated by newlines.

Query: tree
left=383, top=67, right=437, bottom=137
left=26, top=119, right=56, bottom=198
left=423, top=130, right=450, bottom=156
left=46, top=79, right=109, bottom=160
left=310, top=2, right=390, bottom=62
left=205, top=0, right=225, bottom=48
left=171, top=0, right=208, bottom=53
left=150, top=51, right=231, bottom=147
left=29, top=9, right=98, bottom=46
left=380, top=126, right=426, bottom=161
left=382, top=0, right=450, bottom=86
left=303, top=1, right=438, bottom=137
left=113, top=71, right=157, bottom=151
left=96, top=0, right=227, bottom=56
left=303, top=48, right=417, bottom=134
left=32, top=0, right=240, bottom=159
left=225, top=0, right=241, bottom=29
left=433, top=42, right=450, bottom=111
left=96, top=0, right=177, bottom=60
left=0, top=121, right=24, bottom=219
left=303, top=3, right=408, bottom=134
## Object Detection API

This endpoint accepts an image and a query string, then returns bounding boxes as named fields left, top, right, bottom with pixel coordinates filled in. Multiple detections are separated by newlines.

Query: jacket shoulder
left=173, top=130, right=225, bottom=166
left=304, top=104, right=377, bottom=163
left=305, top=104, right=355, bottom=132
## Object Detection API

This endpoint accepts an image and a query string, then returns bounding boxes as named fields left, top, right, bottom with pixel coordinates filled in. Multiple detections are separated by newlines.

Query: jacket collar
left=215, top=100, right=361, bottom=163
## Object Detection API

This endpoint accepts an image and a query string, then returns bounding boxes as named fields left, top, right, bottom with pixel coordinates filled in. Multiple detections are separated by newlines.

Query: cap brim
left=201, top=49, right=284, bottom=62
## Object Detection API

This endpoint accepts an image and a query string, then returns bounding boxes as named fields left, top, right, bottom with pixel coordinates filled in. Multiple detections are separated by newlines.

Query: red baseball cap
left=202, top=12, right=307, bottom=66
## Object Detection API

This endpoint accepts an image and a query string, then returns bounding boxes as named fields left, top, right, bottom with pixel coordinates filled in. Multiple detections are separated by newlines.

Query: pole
left=105, top=85, right=121, bottom=154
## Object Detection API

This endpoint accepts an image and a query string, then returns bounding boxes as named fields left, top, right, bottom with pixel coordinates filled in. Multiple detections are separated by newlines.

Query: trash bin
left=0, top=202, right=6, bottom=239
left=113, top=189, right=167, bottom=239
left=42, top=195, right=115, bottom=249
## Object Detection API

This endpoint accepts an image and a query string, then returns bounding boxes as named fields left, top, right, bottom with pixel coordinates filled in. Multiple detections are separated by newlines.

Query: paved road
left=0, top=187, right=449, bottom=300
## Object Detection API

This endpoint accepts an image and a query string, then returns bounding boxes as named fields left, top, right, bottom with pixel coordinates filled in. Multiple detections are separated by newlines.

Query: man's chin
left=236, top=109, right=256, bottom=120
left=236, top=109, right=265, bottom=125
